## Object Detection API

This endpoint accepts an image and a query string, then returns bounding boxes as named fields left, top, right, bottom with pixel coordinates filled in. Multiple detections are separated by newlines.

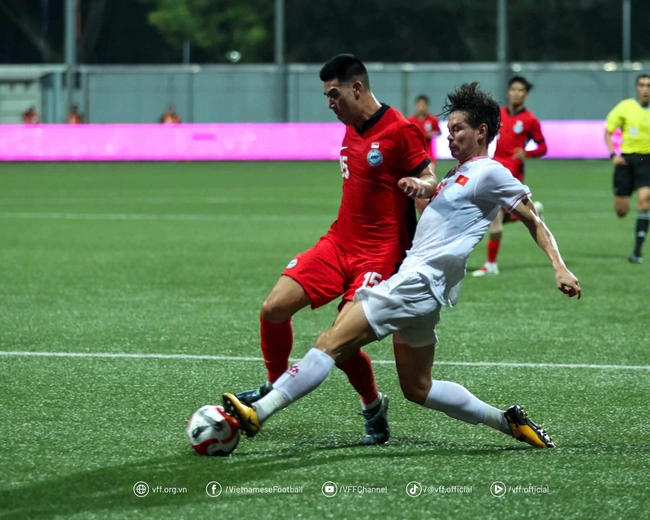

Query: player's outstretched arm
left=398, top=164, right=437, bottom=199
left=511, top=198, right=581, bottom=299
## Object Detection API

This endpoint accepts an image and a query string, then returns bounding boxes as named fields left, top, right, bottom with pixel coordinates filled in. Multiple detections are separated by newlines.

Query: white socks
left=253, top=353, right=512, bottom=437
left=361, top=395, right=382, bottom=411
left=254, top=348, right=335, bottom=423
left=424, top=380, right=511, bottom=435
left=253, top=389, right=290, bottom=423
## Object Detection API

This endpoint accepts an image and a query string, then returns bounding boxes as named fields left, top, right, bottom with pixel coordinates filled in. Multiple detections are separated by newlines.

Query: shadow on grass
left=0, top=440, right=535, bottom=518
left=11, top=432, right=641, bottom=518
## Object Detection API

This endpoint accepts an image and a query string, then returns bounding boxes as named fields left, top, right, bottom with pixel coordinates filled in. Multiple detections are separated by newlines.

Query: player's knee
left=637, top=198, right=650, bottom=212
left=488, top=222, right=503, bottom=234
left=260, top=295, right=292, bottom=323
left=615, top=198, right=630, bottom=217
left=399, top=380, right=429, bottom=405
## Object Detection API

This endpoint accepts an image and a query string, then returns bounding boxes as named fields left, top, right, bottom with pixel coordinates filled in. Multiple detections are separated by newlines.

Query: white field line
left=0, top=350, right=648, bottom=370
left=0, top=212, right=330, bottom=222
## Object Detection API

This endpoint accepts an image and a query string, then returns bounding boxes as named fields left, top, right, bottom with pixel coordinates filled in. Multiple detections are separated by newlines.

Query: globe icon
left=133, top=482, right=149, bottom=497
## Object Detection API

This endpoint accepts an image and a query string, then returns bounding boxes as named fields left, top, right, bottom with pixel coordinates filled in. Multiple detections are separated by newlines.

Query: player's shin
left=487, top=238, right=501, bottom=264
left=633, top=210, right=649, bottom=258
left=337, top=350, right=380, bottom=406
left=260, top=317, right=294, bottom=383
left=255, top=348, right=335, bottom=422
left=424, top=380, right=510, bottom=435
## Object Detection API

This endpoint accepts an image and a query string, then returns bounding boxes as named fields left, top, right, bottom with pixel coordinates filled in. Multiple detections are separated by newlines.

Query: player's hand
left=512, top=148, right=527, bottom=161
left=612, top=155, right=627, bottom=166
left=398, top=177, right=430, bottom=198
left=555, top=268, right=581, bottom=299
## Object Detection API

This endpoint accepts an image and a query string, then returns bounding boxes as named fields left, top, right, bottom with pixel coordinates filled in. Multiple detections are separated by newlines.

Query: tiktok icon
left=406, top=481, right=422, bottom=498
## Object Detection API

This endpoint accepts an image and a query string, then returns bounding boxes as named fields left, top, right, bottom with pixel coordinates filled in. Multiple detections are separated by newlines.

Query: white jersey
left=400, top=157, right=531, bottom=307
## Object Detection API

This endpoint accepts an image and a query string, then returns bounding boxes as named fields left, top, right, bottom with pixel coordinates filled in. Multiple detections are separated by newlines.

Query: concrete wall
left=1, top=62, right=647, bottom=124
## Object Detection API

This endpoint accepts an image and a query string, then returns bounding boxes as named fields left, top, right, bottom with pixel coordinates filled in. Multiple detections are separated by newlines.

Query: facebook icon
left=206, top=481, right=222, bottom=497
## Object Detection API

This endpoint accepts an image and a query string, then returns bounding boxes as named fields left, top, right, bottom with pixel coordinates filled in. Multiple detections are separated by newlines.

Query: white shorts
left=355, top=270, right=440, bottom=348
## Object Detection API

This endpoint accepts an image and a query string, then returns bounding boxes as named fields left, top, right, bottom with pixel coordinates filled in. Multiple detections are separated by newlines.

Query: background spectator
left=160, top=104, right=181, bottom=124
left=22, top=106, right=40, bottom=124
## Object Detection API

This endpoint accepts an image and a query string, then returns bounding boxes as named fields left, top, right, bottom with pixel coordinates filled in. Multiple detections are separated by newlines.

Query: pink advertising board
left=0, top=121, right=612, bottom=161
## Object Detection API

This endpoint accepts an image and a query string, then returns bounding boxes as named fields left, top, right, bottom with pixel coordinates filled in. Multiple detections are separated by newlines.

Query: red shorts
left=282, top=233, right=403, bottom=310
left=494, top=157, right=524, bottom=182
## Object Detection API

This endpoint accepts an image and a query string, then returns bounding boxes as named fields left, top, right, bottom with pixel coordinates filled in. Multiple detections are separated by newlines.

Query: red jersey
left=333, top=105, right=429, bottom=259
left=493, top=107, right=547, bottom=178
left=407, top=113, right=440, bottom=159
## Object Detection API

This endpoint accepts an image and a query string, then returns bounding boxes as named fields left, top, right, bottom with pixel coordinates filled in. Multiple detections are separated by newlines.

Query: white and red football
left=186, top=405, right=240, bottom=456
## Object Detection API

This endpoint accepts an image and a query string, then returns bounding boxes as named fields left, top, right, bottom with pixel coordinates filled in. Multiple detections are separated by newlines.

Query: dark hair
left=319, top=54, right=370, bottom=89
left=508, top=75, right=533, bottom=92
left=416, top=94, right=429, bottom=104
left=442, top=82, right=501, bottom=144
left=637, top=74, right=650, bottom=84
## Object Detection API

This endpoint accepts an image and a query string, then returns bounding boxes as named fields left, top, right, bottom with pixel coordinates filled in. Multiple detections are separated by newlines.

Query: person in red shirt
left=408, top=95, right=441, bottom=164
left=473, top=76, right=547, bottom=277
left=232, top=54, right=436, bottom=445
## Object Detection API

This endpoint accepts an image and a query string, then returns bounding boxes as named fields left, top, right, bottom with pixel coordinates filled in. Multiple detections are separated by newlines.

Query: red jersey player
left=233, top=54, right=436, bottom=445
left=408, top=95, right=441, bottom=164
left=473, top=76, right=547, bottom=277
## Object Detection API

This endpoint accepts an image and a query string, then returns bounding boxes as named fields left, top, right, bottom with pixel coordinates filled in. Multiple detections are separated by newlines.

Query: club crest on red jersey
left=513, top=121, right=524, bottom=134
left=367, top=149, right=383, bottom=167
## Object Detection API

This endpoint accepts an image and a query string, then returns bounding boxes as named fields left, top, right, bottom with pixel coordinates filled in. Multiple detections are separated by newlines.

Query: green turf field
left=0, top=160, right=647, bottom=519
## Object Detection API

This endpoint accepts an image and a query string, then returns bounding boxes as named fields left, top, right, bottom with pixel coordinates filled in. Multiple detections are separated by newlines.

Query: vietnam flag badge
left=455, top=175, right=469, bottom=186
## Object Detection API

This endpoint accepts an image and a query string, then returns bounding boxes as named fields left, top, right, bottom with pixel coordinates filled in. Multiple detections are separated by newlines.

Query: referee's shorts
left=614, top=153, right=650, bottom=197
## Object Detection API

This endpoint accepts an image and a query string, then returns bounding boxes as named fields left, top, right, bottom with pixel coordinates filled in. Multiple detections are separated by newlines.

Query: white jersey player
left=223, top=83, right=581, bottom=451
left=356, top=156, right=534, bottom=349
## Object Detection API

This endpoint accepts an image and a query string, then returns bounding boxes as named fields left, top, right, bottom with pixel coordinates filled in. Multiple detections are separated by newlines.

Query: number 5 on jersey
left=340, top=155, right=349, bottom=179
left=362, top=272, right=382, bottom=288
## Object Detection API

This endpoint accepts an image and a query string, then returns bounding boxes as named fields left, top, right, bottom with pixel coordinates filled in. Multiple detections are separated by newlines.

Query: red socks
left=260, top=317, right=293, bottom=383
left=487, top=239, right=501, bottom=263
left=337, top=350, right=380, bottom=405
left=261, top=317, right=379, bottom=405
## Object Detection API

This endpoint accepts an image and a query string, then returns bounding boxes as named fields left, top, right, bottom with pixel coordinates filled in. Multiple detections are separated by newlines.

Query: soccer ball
left=186, top=405, right=240, bottom=456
